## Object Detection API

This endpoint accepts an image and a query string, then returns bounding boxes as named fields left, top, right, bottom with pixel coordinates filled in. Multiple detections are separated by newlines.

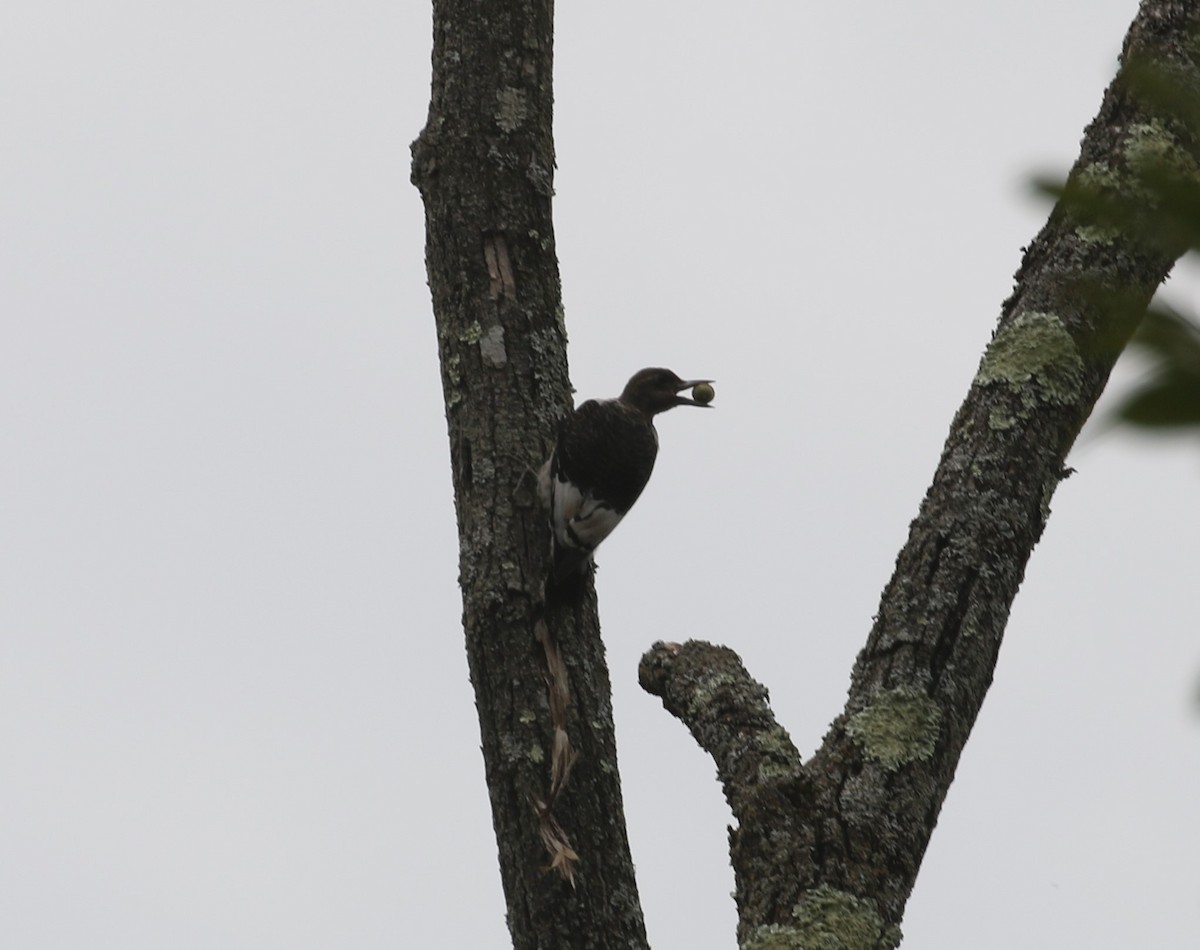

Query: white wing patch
left=539, top=456, right=624, bottom=553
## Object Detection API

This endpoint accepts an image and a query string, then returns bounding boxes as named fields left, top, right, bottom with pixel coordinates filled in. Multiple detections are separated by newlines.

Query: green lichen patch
left=681, top=667, right=733, bottom=722
left=1124, top=120, right=1200, bottom=185
left=766, top=885, right=902, bottom=950
left=1075, top=222, right=1120, bottom=244
left=1075, top=161, right=1122, bottom=192
left=987, top=407, right=1016, bottom=431
left=741, top=924, right=805, bottom=950
left=1064, top=162, right=1131, bottom=239
left=755, top=724, right=804, bottom=784
left=975, top=311, right=1084, bottom=409
left=845, top=687, right=941, bottom=770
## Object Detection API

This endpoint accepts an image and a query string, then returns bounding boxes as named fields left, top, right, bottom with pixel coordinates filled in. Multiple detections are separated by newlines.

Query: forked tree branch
left=638, top=641, right=806, bottom=820
left=639, top=3, right=1200, bottom=947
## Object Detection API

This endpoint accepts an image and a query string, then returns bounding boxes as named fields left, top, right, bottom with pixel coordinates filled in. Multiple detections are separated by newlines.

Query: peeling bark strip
left=641, top=3, right=1200, bottom=946
left=485, top=233, right=517, bottom=301
left=533, top=618, right=580, bottom=883
left=413, top=1, right=649, bottom=948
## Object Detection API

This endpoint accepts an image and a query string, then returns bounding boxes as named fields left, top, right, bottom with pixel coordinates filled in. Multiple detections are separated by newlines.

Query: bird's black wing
left=553, top=400, right=659, bottom=515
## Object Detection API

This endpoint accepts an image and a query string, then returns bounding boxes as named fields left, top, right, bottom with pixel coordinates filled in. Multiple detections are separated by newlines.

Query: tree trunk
left=411, top=1, right=647, bottom=947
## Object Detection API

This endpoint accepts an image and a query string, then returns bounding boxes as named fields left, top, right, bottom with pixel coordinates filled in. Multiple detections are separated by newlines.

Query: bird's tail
left=545, top=543, right=592, bottom=605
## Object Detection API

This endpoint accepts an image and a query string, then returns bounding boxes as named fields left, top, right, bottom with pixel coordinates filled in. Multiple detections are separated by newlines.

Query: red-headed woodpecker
left=538, top=368, right=713, bottom=583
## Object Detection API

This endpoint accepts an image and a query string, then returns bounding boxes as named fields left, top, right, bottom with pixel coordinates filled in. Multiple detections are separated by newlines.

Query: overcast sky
left=2, top=2, right=1197, bottom=948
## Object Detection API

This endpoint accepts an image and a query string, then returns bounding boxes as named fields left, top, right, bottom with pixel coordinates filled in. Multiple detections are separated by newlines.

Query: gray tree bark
left=412, top=1, right=1200, bottom=947
left=410, top=2, right=647, bottom=947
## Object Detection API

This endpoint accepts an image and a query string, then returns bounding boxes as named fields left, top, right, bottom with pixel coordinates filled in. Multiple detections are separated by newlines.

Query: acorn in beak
left=676, top=379, right=715, bottom=407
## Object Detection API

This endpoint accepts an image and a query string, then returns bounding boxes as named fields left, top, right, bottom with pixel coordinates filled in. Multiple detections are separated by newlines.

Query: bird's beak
left=674, top=379, right=715, bottom=407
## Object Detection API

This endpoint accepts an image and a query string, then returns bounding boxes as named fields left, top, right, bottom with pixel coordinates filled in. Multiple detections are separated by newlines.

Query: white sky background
left=2, top=1, right=1196, bottom=947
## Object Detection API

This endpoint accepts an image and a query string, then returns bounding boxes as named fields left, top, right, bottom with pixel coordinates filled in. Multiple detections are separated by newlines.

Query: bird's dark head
left=620, top=368, right=715, bottom=417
